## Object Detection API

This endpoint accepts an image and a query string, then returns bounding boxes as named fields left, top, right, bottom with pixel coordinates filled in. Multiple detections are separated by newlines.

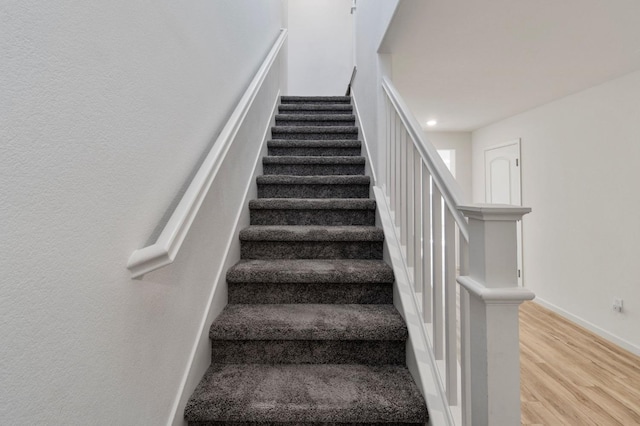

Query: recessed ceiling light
left=426, top=120, right=438, bottom=127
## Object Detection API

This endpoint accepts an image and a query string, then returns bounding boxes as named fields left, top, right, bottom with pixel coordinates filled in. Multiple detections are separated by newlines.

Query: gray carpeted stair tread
left=249, top=199, right=375, bottom=225
left=271, top=126, right=358, bottom=141
left=227, top=259, right=392, bottom=284
left=257, top=175, right=371, bottom=199
left=228, top=283, right=392, bottom=305
left=187, top=422, right=421, bottom=426
left=263, top=157, right=365, bottom=175
left=184, top=364, right=428, bottom=423
left=249, top=198, right=375, bottom=211
left=185, top=90, right=428, bottom=424
left=263, top=156, right=365, bottom=165
left=279, top=103, right=353, bottom=114
left=226, top=260, right=393, bottom=304
left=272, top=126, right=357, bottom=134
left=276, top=114, right=355, bottom=121
left=257, top=175, right=370, bottom=185
left=281, top=96, right=351, bottom=103
left=267, top=140, right=362, bottom=157
left=267, top=140, right=361, bottom=148
left=239, top=226, right=384, bottom=242
left=210, top=304, right=407, bottom=341
left=276, top=116, right=356, bottom=127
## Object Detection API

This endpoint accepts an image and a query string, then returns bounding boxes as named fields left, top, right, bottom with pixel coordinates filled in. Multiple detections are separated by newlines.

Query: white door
left=484, top=140, right=523, bottom=285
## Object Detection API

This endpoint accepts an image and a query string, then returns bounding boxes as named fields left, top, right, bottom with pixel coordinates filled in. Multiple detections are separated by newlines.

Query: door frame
left=483, top=139, right=524, bottom=286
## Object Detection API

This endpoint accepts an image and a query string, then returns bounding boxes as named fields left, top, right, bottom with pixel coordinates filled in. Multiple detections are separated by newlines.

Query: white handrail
left=378, top=75, right=532, bottom=425
left=381, top=77, right=469, bottom=241
left=127, top=29, right=288, bottom=279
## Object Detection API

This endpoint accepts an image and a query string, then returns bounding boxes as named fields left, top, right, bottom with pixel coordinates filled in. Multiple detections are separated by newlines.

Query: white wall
left=0, top=1, right=284, bottom=424
left=425, top=131, right=472, bottom=200
left=287, top=0, right=353, bottom=95
left=352, top=0, right=400, bottom=182
left=472, top=70, right=640, bottom=354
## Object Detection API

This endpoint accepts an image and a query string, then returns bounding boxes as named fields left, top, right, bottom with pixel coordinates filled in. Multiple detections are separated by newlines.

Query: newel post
left=457, top=205, right=534, bottom=426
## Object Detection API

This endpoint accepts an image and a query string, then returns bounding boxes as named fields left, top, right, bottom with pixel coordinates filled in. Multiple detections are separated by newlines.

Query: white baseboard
left=373, top=186, right=456, bottom=426
left=533, top=297, right=640, bottom=356
left=354, top=90, right=454, bottom=425
left=351, top=91, right=378, bottom=187
left=167, top=91, right=281, bottom=426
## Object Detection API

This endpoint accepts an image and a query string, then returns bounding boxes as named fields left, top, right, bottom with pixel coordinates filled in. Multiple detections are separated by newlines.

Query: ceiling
left=380, top=0, right=640, bottom=131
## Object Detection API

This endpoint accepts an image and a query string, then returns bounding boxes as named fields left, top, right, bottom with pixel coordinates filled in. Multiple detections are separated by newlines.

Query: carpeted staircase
left=184, top=96, right=429, bottom=425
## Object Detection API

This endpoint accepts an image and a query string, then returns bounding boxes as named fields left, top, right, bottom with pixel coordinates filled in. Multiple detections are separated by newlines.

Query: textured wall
left=424, top=131, right=473, bottom=201
left=0, top=1, right=283, bottom=424
left=287, top=0, right=354, bottom=95
left=472, top=70, right=640, bottom=354
left=352, top=0, right=400, bottom=182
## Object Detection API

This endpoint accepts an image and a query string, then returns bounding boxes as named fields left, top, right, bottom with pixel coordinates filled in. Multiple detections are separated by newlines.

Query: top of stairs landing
left=281, top=96, right=351, bottom=104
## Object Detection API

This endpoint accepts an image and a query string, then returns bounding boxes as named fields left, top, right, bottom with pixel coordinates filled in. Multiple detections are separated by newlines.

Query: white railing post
left=457, top=205, right=534, bottom=426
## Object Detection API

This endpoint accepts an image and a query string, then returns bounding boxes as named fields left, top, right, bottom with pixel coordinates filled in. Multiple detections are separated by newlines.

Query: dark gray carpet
left=185, top=364, right=427, bottom=423
left=185, top=95, right=428, bottom=425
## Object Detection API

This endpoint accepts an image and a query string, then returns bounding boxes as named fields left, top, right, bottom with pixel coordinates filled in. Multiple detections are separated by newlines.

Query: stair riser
left=228, top=282, right=392, bottom=304
left=271, top=131, right=358, bottom=141
left=211, top=340, right=404, bottom=365
left=258, top=184, right=370, bottom=199
left=250, top=209, right=375, bottom=226
left=268, top=147, right=361, bottom=156
left=275, top=119, right=356, bottom=127
left=240, top=241, right=383, bottom=260
left=263, top=164, right=364, bottom=176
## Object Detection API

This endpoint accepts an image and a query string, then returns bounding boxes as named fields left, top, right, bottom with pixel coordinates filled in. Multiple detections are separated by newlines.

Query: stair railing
left=379, top=76, right=534, bottom=425
left=126, top=29, right=288, bottom=279
left=345, top=66, right=357, bottom=96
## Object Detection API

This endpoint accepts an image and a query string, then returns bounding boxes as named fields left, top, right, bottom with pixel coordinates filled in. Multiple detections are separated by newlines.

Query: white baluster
left=385, top=98, right=391, bottom=194
left=399, top=129, right=407, bottom=245
left=389, top=110, right=396, bottom=210
left=432, top=185, right=443, bottom=359
left=444, top=207, right=457, bottom=404
left=459, top=237, right=471, bottom=426
left=413, top=149, right=422, bottom=292
left=422, top=162, right=432, bottom=323
left=406, top=142, right=415, bottom=274
left=395, top=115, right=401, bottom=225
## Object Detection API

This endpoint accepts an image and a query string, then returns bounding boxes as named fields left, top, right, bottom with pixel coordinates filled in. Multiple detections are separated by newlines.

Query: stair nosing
left=276, top=114, right=355, bottom=120
left=227, top=259, right=393, bottom=284
left=272, top=126, right=358, bottom=133
left=209, top=304, right=407, bottom=341
left=257, top=175, right=370, bottom=184
left=268, top=139, right=361, bottom=147
left=239, top=225, right=384, bottom=242
left=279, top=103, right=353, bottom=109
left=263, top=156, right=365, bottom=165
left=249, top=198, right=375, bottom=211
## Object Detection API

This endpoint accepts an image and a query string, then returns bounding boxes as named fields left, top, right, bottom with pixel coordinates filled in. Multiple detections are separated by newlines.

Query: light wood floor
left=520, top=301, right=640, bottom=425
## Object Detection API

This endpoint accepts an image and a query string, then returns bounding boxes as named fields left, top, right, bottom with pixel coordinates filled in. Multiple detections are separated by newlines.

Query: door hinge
left=516, top=158, right=519, bottom=167
left=518, top=269, right=521, bottom=278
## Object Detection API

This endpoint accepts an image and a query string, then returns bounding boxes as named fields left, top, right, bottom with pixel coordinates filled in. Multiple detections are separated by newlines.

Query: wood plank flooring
left=520, top=301, right=640, bottom=425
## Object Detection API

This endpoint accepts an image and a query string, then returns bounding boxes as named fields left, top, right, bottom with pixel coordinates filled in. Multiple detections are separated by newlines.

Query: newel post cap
left=458, top=204, right=531, bottom=221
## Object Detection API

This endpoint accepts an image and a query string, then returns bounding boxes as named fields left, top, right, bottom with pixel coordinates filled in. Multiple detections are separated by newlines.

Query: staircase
left=184, top=96, right=428, bottom=425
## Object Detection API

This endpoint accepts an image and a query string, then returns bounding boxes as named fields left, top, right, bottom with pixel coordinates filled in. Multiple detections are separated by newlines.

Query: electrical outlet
left=613, top=298, right=624, bottom=313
